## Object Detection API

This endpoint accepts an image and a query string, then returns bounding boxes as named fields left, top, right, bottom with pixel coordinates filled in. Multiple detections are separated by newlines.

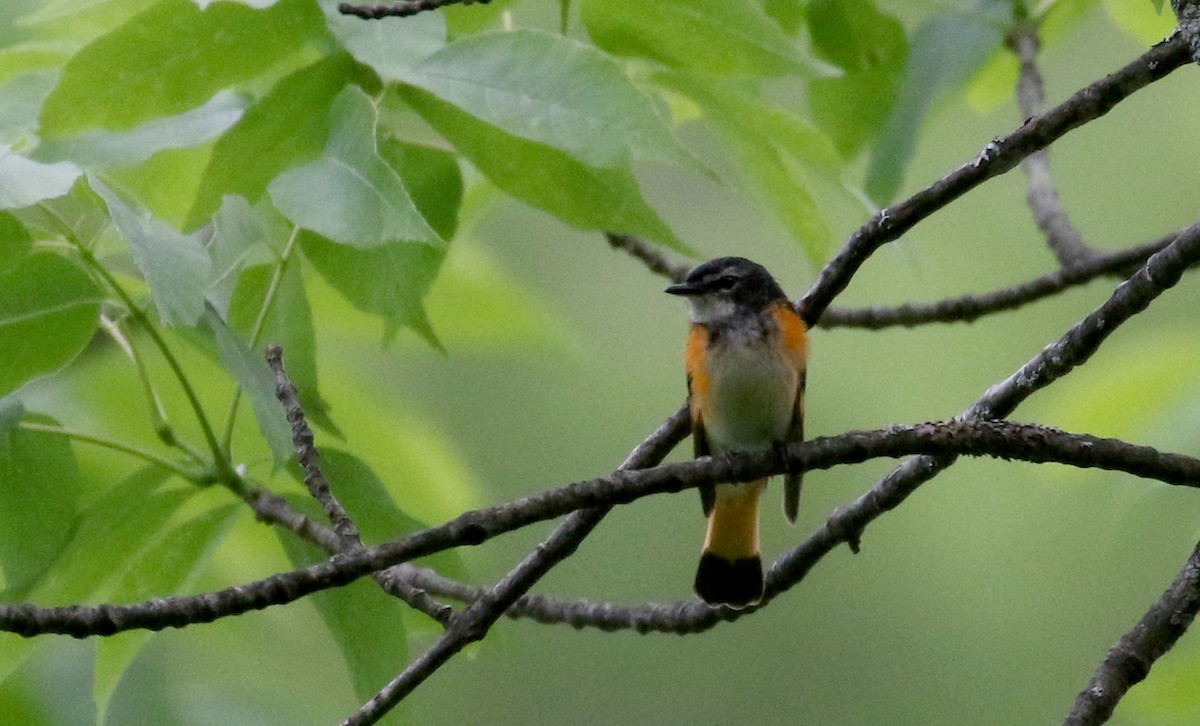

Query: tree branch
left=266, top=344, right=453, bottom=626
left=338, top=0, right=487, bottom=20
left=341, top=406, right=691, bottom=724
left=1009, top=22, right=1096, bottom=266
left=5, top=419, right=1200, bottom=639
left=798, top=32, right=1190, bottom=327
left=817, top=232, right=1175, bottom=329
left=1063, top=539, right=1200, bottom=726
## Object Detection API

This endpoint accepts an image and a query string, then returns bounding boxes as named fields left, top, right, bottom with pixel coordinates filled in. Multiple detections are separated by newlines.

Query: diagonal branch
left=341, top=407, right=690, bottom=724
left=1063, top=539, right=1200, bottom=726
left=798, top=32, right=1190, bottom=326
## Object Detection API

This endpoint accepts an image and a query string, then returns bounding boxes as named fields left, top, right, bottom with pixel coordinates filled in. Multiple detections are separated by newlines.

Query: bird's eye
left=709, top=275, right=738, bottom=291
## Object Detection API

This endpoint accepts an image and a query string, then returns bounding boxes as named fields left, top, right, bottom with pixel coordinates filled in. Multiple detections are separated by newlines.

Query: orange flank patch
left=770, top=301, right=809, bottom=371
left=684, top=323, right=710, bottom=421
left=703, top=480, right=767, bottom=560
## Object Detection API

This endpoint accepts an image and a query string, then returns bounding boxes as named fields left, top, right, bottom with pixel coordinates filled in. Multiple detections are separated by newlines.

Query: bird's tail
left=694, top=479, right=765, bottom=608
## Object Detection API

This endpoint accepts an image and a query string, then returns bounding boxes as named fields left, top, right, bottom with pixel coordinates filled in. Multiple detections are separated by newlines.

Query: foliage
left=0, top=0, right=1194, bottom=723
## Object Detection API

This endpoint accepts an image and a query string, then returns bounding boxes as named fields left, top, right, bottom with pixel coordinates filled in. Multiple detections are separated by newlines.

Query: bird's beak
left=664, top=281, right=698, bottom=296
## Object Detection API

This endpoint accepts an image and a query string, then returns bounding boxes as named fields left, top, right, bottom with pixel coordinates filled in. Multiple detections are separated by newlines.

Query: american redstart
left=666, top=257, right=808, bottom=607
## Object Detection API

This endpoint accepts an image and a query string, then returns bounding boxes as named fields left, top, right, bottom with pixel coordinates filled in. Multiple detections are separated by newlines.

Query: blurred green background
left=5, top=1, right=1200, bottom=725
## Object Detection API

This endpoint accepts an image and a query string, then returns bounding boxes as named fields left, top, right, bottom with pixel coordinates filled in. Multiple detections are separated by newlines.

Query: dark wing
left=783, top=370, right=806, bottom=523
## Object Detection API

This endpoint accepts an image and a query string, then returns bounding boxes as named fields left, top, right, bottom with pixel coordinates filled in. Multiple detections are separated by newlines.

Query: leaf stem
left=18, top=422, right=200, bottom=482
left=219, top=225, right=300, bottom=454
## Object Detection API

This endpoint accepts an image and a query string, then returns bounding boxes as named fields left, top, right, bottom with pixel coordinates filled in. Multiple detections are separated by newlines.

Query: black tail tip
left=694, top=552, right=763, bottom=608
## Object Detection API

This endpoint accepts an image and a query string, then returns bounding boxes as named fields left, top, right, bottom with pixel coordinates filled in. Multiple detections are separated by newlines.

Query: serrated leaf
left=402, top=87, right=687, bottom=253
left=0, top=415, right=81, bottom=597
left=300, top=231, right=444, bottom=347
left=0, top=253, right=102, bottom=398
left=268, top=87, right=441, bottom=249
left=0, top=145, right=81, bottom=209
left=866, top=8, right=1004, bottom=204
left=582, top=0, right=819, bottom=77
left=200, top=306, right=293, bottom=465
left=93, top=177, right=210, bottom=326
left=187, top=52, right=369, bottom=229
left=38, top=0, right=326, bottom=138
left=34, top=91, right=245, bottom=168
left=404, top=29, right=694, bottom=170
left=93, top=504, right=239, bottom=719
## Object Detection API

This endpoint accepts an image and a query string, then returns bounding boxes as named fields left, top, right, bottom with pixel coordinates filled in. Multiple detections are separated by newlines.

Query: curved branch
left=4, top=419, right=1200, bottom=639
left=798, top=32, right=1190, bottom=327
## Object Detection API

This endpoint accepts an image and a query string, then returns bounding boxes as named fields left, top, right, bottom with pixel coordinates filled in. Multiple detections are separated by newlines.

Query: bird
left=665, top=257, right=808, bottom=608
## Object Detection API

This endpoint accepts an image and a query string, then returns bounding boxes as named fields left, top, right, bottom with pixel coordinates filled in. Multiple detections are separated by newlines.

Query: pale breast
left=701, top=336, right=798, bottom=454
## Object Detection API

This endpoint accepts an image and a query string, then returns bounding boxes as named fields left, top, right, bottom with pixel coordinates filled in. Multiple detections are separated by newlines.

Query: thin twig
left=1063, top=539, right=1200, bottom=726
left=818, top=232, right=1174, bottom=329
left=1009, top=22, right=1095, bottom=266
left=605, top=232, right=689, bottom=282
left=338, top=0, right=487, bottom=19
left=798, top=32, right=1190, bottom=327
left=266, top=345, right=453, bottom=626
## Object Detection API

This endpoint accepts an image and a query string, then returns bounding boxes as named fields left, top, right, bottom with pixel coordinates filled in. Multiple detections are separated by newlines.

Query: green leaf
left=582, top=0, right=819, bottom=76
left=0, top=253, right=102, bottom=398
left=0, top=465, right=193, bottom=685
left=206, top=195, right=285, bottom=316
left=38, top=0, right=326, bottom=138
left=268, top=87, right=441, bottom=249
left=653, top=72, right=835, bottom=258
left=34, top=91, right=245, bottom=168
left=0, top=70, right=58, bottom=144
left=1150, top=0, right=1165, bottom=11
left=423, top=243, right=567, bottom=351
left=301, top=232, right=444, bottom=347
left=0, top=145, right=81, bottom=209
left=93, top=177, right=211, bottom=326
left=1104, top=0, right=1177, bottom=43
left=0, top=213, right=32, bottom=269
left=278, top=507, right=409, bottom=705
left=324, top=4, right=446, bottom=81
left=229, top=260, right=340, bottom=436
left=200, top=306, right=294, bottom=465
left=404, top=29, right=693, bottom=169
left=94, top=504, right=239, bottom=719
left=806, top=0, right=908, bottom=159
left=725, top=132, right=830, bottom=262
left=965, top=49, right=1019, bottom=114
left=187, top=52, right=369, bottom=229
left=403, top=87, right=687, bottom=253
left=0, top=415, right=81, bottom=597
left=866, top=7, right=1004, bottom=204
left=378, top=140, right=464, bottom=241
